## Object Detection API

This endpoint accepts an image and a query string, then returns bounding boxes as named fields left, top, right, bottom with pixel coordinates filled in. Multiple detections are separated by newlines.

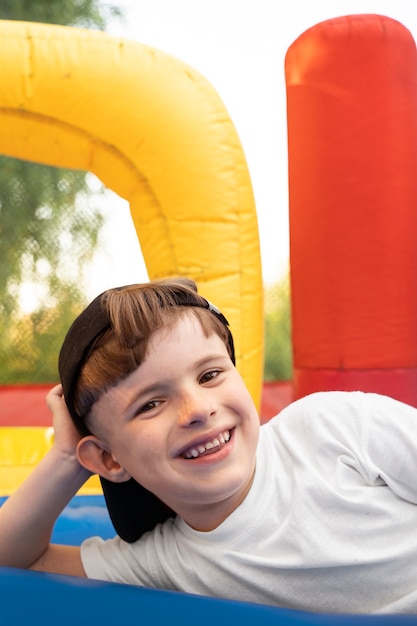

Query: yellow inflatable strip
left=0, top=427, right=101, bottom=497
left=0, top=20, right=263, bottom=407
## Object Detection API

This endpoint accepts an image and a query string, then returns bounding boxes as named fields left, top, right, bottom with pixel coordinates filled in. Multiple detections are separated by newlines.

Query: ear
left=76, top=436, right=132, bottom=483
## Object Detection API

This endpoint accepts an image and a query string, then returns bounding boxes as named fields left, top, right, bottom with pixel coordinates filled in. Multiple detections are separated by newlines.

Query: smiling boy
left=1, top=277, right=417, bottom=614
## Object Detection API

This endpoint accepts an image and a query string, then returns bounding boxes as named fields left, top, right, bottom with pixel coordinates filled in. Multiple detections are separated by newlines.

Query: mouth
left=181, top=429, right=233, bottom=459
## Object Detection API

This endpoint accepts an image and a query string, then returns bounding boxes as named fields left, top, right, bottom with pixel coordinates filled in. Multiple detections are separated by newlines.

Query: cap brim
left=100, top=476, right=175, bottom=543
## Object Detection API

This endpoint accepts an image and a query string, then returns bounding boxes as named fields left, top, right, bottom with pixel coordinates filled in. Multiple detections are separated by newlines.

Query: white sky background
left=91, top=0, right=417, bottom=292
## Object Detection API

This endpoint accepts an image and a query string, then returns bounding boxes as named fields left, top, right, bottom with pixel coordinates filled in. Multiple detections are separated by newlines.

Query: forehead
left=146, top=311, right=227, bottom=358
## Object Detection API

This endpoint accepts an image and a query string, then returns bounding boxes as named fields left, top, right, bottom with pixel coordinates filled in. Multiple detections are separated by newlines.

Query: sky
left=94, top=0, right=417, bottom=289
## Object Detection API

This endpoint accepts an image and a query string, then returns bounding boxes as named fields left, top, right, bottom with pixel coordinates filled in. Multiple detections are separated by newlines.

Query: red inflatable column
left=285, top=15, right=417, bottom=405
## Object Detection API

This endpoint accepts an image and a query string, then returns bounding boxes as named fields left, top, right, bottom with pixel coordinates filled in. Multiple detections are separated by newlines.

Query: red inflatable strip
left=0, top=384, right=54, bottom=426
left=294, top=367, right=417, bottom=407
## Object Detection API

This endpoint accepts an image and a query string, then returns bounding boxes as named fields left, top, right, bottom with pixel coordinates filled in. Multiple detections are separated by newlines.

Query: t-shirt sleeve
left=81, top=535, right=152, bottom=585
left=81, top=535, right=123, bottom=582
left=357, top=391, right=417, bottom=503
left=273, top=390, right=417, bottom=505
left=80, top=518, right=185, bottom=588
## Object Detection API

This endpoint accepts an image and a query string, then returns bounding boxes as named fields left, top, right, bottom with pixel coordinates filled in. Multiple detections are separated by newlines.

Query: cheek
left=120, top=428, right=173, bottom=493
left=232, top=379, right=259, bottom=416
left=235, top=386, right=261, bottom=442
left=117, top=423, right=167, bottom=467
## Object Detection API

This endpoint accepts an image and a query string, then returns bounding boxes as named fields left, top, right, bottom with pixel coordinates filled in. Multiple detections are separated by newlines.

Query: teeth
left=184, top=430, right=231, bottom=459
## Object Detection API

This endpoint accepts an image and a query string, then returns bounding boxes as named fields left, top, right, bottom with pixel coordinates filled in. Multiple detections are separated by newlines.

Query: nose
left=177, top=388, right=215, bottom=427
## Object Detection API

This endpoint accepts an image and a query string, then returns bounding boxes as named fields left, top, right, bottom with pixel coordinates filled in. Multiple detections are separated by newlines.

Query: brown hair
left=72, top=278, right=233, bottom=429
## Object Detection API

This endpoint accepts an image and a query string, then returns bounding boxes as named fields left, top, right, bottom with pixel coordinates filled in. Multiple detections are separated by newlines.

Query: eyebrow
left=192, top=353, right=230, bottom=370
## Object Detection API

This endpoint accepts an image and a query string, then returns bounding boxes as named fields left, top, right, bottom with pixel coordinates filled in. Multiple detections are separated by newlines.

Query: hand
left=46, top=384, right=83, bottom=460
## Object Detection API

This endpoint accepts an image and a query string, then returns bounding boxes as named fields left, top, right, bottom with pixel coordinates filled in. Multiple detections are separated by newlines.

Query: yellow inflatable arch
left=0, top=20, right=263, bottom=406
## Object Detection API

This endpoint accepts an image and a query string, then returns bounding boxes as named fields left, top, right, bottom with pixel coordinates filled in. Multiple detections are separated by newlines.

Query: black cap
left=58, top=282, right=235, bottom=542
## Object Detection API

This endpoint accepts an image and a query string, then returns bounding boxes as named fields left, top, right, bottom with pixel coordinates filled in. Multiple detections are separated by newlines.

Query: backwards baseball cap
left=58, top=279, right=235, bottom=543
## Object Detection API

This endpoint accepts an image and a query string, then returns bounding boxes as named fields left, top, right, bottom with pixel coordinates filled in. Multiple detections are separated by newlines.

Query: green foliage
left=0, top=0, right=122, bottom=29
left=0, top=161, right=98, bottom=314
left=263, top=273, right=293, bottom=381
left=0, top=0, right=123, bottom=384
left=0, top=283, right=89, bottom=383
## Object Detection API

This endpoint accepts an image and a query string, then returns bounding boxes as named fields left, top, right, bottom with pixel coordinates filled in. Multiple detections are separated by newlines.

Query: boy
left=1, top=277, right=417, bottom=614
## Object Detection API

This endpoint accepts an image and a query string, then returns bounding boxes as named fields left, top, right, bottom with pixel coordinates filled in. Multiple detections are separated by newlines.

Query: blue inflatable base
left=0, top=493, right=115, bottom=545
left=2, top=566, right=417, bottom=626
left=1, top=495, right=417, bottom=624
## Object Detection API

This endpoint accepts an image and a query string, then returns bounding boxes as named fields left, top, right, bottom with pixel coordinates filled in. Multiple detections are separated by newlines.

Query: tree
left=264, top=273, right=293, bottom=381
left=0, top=1, right=121, bottom=29
left=0, top=0, right=123, bottom=383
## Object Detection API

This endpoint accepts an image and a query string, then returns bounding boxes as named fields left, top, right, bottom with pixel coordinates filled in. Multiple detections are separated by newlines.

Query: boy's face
left=88, top=313, right=260, bottom=531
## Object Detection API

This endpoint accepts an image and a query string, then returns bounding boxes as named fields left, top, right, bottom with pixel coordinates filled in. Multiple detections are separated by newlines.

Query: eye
left=199, top=369, right=221, bottom=384
left=136, top=399, right=162, bottom=415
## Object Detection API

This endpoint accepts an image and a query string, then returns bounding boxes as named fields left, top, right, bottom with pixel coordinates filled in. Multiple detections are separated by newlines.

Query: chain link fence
left=0, top=160, right=146, bottom=384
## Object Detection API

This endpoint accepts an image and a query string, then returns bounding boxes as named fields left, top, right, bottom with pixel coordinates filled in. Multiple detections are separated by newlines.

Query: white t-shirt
left=81, top=391, right=417, bottom=613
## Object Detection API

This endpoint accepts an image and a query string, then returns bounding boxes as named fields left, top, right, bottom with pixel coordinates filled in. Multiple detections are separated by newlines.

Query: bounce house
left=1, top=13, right=417, bottom=624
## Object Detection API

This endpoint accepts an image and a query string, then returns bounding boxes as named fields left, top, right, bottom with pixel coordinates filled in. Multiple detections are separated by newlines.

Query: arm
left=0, top=385, right=89, bottom=576
left=360, top=391, right=417, bottom=503
left=284, top=390, right=417, bottom=503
